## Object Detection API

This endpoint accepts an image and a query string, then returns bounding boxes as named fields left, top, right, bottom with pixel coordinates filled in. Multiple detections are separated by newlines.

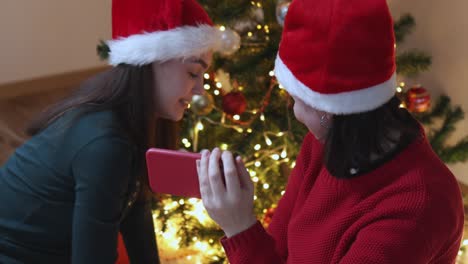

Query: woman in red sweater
left=196, top=0, right=465, bottom=263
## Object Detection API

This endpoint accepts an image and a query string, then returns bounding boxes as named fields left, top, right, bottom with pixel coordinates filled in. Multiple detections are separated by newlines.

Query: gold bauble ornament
left=190, top=93, right=214, bottom=116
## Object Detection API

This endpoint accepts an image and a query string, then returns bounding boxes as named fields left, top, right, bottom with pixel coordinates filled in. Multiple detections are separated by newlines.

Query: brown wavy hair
left=27, top=64, right=180, bottom=198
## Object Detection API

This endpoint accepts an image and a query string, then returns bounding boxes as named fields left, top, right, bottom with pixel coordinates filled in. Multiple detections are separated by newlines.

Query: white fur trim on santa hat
left=107, top=25, right=223, bottom=66
left=274, top=55, right=397, bottom=115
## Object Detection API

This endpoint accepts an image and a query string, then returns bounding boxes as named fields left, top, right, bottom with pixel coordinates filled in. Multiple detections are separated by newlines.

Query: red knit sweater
left=221, top=132, right=464, bottom=263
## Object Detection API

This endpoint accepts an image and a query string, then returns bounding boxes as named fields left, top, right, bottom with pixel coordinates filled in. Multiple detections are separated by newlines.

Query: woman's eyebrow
left=189, top=58, right=208, bottom=69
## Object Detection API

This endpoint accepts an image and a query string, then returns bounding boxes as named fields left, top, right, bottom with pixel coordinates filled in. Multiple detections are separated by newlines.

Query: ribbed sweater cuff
left=221, top=221, right=268, bottom=253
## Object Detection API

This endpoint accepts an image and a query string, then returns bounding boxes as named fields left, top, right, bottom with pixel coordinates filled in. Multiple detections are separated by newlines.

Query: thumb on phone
left=196, top=160, right=200, bottom=175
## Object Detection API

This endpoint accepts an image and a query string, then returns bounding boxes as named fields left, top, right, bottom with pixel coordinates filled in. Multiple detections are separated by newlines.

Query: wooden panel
left=0, top=66, right=108, bottom=100
left=0, top=66, right=108, bottom=163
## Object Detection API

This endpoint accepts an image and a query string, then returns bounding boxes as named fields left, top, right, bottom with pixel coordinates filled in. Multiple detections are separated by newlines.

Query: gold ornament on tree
left=190, top=93, right=214, bottom=116
left=190, top=93, right=215, bottom=152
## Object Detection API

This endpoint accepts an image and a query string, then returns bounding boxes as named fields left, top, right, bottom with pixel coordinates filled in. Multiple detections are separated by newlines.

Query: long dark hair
left=324, top=96, right=420, bottom=178
left=27, top=64, right=179, bottom=195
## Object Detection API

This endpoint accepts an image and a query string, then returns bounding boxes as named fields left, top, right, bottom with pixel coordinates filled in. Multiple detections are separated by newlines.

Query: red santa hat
left=103, top=0, right=225, bottom=66
left=274, top=0, right=397, bottom=115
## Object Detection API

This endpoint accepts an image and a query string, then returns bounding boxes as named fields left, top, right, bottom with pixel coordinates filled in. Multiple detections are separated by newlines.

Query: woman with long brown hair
left=0, top=0, right=226, bottom=263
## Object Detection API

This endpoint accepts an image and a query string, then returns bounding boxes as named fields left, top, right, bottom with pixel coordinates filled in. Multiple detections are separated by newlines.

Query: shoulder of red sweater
left=402, top=138, right=458, bottom=188
left=371, top=140, right=461, bottom=212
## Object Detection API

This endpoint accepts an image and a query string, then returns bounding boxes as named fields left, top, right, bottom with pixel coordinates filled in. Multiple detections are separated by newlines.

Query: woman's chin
left=170, top=110, right=185, bottom=121
left=173, top=114, right=184, bottom=122
left=156, top=110, right=183, bottom=121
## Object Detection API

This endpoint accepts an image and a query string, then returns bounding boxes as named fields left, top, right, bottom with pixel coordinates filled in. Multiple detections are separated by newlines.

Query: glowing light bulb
left=197, top=122, right=204, bottom=131
left=281, top=150, right=287, bottom=158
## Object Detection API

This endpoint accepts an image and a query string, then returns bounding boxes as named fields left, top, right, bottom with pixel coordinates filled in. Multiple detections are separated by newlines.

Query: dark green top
left=0, top=110, right=159, bottom=263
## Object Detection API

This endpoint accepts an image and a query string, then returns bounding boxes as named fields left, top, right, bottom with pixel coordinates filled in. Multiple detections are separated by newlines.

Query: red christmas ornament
left=406, top=85, right=431, bottom=113
left=262, top=206, right=276, bottom=228
left=222, top=91, right=247, bottom=115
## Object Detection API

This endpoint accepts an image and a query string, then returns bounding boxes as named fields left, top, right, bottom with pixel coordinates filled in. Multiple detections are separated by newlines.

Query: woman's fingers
left=236, top=156, right=253, bottom=192
left=221, top=151, right=240, bottom=196
left=208, top=148, right=226, bottom=195
left=198, top=150, right=212, bottom=198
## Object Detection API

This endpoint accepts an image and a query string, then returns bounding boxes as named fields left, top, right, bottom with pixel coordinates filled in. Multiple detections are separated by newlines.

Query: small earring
left=320, top=114, right=331, bottom=129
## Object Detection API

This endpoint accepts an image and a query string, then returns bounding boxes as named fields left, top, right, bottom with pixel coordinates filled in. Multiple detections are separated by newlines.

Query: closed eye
left=189, top=72, right=199, bottom=79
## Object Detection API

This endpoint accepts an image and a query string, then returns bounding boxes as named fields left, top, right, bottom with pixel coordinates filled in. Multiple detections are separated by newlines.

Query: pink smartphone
left=146, top=148, right=202, bottom=198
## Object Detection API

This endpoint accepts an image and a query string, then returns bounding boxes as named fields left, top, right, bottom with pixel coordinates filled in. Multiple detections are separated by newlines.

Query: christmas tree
left=151, top=2, right=468, bottom=263
left=393, top=14, right=468, bottom=165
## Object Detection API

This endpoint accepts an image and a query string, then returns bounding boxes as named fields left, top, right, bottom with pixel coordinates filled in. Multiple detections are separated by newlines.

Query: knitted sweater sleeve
left=221, top=134, right=316, bottom=264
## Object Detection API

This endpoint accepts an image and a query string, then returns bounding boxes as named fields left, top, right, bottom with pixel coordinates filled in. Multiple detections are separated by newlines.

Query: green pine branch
left=396, top=50, right=432, bottom=77
left=415, top=95, right=450, bottom=125
left=439, top=138, right=468, bottom=164
left=394, top=14, right=415, bottom=44
left=417, top=95, right=468, bottom=164
left=429, top=106, right=463, bottom=154
left=393, top=14, right=432, bottom=77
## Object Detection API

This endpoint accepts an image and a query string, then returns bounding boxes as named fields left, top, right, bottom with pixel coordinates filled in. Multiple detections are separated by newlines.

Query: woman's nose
left=192, top=78, right=205, bottom=95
